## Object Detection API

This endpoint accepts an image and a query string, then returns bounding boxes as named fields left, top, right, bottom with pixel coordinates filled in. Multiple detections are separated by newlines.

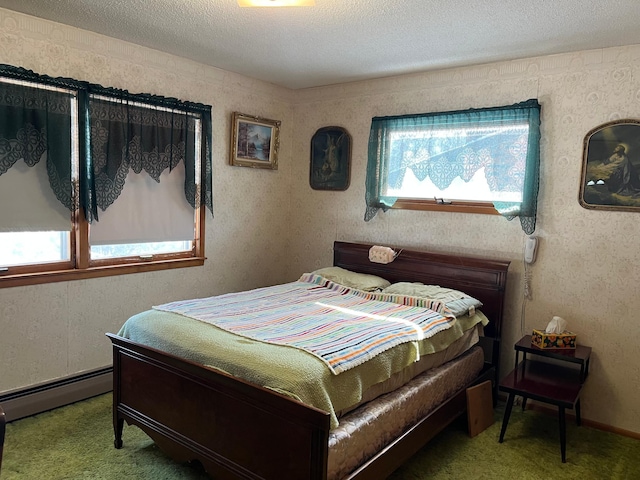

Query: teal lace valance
left=365, top=99, right=541, bottom=234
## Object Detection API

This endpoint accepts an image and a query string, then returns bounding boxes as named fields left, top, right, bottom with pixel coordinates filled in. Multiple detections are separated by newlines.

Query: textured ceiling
left=2, top=0, right=640, bottom=89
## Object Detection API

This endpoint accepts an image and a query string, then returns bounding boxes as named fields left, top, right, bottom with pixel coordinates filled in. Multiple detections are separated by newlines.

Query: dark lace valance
left=88, top=97, right=197, bottom=218
left=0, top=64, right=214, bottom=223
left=0, top=80, right=74, bottom=210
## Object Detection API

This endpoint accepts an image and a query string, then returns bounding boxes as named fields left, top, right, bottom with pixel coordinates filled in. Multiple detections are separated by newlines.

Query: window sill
left=0, top=257, right=205, bottom=289
left=391, top=198, right=500, bottom=215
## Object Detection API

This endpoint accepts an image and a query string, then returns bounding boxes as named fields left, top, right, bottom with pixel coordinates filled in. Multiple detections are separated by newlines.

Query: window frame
left=0, top=67, right=211, bottom=289
left=0, top=206, right=206, bottom=289
left=390, top=198, right=500, bottom=215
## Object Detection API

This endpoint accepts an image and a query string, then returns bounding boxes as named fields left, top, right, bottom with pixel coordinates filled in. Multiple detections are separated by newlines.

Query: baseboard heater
left=0, top=367, right=113, bottom=422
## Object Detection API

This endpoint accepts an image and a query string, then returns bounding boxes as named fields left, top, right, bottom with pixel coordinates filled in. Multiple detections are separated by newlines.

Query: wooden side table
left=498, top=335, right=592, bottom=463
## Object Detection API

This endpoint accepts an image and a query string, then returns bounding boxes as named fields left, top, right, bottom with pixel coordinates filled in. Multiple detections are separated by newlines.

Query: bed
left=107, top=241, right=509, bottom=479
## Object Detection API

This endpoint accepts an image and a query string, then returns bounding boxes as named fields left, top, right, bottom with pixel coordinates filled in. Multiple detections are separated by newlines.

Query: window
left=365, top=100, right=541, bottom=233
left=0, top=65, right=213, bottom=288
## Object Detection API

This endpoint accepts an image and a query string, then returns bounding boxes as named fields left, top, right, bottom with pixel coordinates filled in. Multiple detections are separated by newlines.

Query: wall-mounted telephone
left=524, top=236, right=538, bottom=264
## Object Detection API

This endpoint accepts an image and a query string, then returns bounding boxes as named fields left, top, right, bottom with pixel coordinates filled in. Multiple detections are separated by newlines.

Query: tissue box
left=531, top=329, right=576, bottom=349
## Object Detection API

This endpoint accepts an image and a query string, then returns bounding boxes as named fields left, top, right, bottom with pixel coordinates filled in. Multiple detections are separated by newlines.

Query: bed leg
left=114, top=416, right=124, bottom=449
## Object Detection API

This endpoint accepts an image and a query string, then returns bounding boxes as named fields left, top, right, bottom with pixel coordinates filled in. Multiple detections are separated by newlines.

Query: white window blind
left=0, top=158, right=71, bottom=232
left=89, top=160, right=195, bottom=245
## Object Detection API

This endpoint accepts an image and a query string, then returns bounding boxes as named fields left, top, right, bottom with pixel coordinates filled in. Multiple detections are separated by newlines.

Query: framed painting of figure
left=309, top=126, right=351, bottom=191
left=579, top=119, right=640, bottom=211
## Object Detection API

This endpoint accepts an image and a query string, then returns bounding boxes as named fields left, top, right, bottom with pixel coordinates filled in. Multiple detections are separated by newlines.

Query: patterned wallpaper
left=1, top=7, right=640, bottom=435
left=0, top=8, right=294, bottom=393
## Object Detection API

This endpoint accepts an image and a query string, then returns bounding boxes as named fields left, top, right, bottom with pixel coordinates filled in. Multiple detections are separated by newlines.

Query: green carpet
left=1, top=393, right=639, bottom=479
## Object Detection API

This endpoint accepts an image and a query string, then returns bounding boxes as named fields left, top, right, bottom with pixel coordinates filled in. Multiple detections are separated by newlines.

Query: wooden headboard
left=333, top=241, right=510, bottom=343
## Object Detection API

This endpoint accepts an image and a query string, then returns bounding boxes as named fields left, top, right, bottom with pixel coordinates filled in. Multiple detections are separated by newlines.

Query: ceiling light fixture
left=238, top=0, right=315, bottom=7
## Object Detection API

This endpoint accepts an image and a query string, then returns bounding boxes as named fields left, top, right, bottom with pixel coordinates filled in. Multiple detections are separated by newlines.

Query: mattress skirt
left=327, top=345, right=484, bottom=479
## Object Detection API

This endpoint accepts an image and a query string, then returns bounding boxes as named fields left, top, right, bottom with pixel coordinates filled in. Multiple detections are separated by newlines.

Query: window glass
left=90, top=241, right=191, bottom=260
left=386, top=123, right=529, bottom=203
left=0, top=231, right=70, bottom=267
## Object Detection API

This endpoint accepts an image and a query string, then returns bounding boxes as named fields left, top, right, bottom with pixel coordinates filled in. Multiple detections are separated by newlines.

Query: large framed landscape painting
left=230, top=112, right=280, bottom=170
left=579, top=119, right=640, bottom=211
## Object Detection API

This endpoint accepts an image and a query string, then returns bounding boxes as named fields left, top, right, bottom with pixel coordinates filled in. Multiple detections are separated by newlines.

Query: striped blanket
left=153, top=273, right=456, bottom=374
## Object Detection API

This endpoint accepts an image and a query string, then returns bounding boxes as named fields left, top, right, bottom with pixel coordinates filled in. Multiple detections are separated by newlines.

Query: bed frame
left=107, top=241, right=509, bottom=479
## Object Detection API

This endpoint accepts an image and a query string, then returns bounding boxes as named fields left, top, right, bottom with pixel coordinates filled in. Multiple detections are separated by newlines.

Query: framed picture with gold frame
left=229, top=112, right=280, bottom=170
left=579, top=119, right=640, bottom=211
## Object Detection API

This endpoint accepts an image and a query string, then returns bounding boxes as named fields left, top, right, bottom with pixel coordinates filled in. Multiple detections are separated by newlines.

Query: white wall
left=287, top=48, right=640, bottom=434
left=2, top=7, right=640, bottom=435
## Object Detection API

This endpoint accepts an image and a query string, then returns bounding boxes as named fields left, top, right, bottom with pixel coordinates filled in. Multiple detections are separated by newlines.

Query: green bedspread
left=117, top=309, right=488, bottom=428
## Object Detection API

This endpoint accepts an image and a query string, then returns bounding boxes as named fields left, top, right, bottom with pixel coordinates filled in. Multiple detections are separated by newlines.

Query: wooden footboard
left=108, top=334, right=331, bottom=479
left=108, top=334, right=494, bottom=480
left=108, top=241, right=509, bottom=479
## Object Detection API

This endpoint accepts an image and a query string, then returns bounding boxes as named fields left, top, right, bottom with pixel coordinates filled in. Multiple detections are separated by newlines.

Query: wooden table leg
left=521, top=396, right=528, bottom=411
left=499, top=393, right=515, bottom=443
left=0, top=404, right=5, bottom=472
left=558, top=406, right=566, bottom=463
